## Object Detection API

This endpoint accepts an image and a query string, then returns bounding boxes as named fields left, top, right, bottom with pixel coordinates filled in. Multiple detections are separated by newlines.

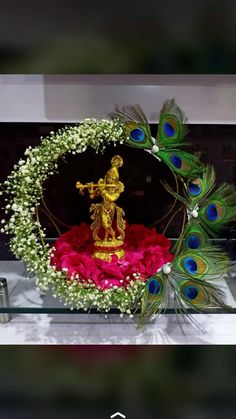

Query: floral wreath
left=1, top=99, right=236, bottom=327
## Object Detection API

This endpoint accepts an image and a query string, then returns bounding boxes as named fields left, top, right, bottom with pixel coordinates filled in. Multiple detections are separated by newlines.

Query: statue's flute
left=76, top=182, right=116, bottom=188
left=76, top=181, right=116, bottom=195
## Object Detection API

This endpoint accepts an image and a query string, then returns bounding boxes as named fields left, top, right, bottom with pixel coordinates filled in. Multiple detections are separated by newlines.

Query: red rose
left=60, top=223, right=92, bottom=252
left=60, top=251, right=99, bottom=284
left=125, top=223, right=153, bottom=249
left=141, top=233, right=171, bottom=250
left=144, top=245, right=173, bottom=277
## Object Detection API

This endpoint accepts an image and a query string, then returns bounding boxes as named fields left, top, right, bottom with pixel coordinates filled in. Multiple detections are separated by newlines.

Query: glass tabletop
left=0, top=259, right=236, bottom=315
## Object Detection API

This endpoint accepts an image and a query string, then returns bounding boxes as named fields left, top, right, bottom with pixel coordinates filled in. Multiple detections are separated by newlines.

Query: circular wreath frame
left=1, top=117, right=189, bottom=315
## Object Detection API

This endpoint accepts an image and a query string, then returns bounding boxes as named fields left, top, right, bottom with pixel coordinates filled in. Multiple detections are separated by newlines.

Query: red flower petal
left=51, top=223, right=173, bottom=289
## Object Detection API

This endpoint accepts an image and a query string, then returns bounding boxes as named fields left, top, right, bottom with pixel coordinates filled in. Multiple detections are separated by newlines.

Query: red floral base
left=51, top=223, right=173, bottom=290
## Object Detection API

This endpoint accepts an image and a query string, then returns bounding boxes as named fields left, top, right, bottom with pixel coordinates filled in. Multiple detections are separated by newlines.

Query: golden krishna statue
left=76, top=155, right=126, bottom=261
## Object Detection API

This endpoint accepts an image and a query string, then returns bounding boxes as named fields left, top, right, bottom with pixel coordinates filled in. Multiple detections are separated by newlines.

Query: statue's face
left=106, top=166, right=119, bottom=183
left=106, top=168, right=118, bottom=184
left=107, top=174, right=118, bottom=183
left=111, top=155, right=123, bottom=168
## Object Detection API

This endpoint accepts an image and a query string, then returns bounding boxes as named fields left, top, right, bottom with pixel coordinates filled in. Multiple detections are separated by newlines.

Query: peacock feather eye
left=164, top=121, right=175, bottom=137
left=148, top=277, right=161, bottom=295
left=206, top=204, right=218, bottom=221
left=146, top=276, right=165, bottom=302
left=205, top=202, right=224, bottom=223
left=180, top=281, right=209, bottom=305
left=125, top=121, right=153, bottom=149
left=188, top=179, right=202, bottom=197
left=183, top=257, right=198, bottom=274
left=183, top=223, right=207, bottom=251
left=169, top=154, right=190, bottom=173
left=160, top=115, right=179, bottom=140
left=183, top=284, right=199, bottom=300
left=130, top=127, right=145, bottom=143
left=180, top=255, right=208, bottom=277
left=170, top=155, right=182, bottom=169
left=185, top=234, right=201, bottom=249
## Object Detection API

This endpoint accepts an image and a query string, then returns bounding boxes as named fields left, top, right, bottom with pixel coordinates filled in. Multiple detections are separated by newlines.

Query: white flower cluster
left=0, top=118, right=146, bottom=314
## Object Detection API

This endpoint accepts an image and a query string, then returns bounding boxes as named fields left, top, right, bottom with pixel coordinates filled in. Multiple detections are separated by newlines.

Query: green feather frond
left=138, top=273, right=168, bottom=327
left=199, top=165, right=216, bottom=202
left=187, top=165, right=216, bottom=205
left=157, top=98, right=188, bottom=147
left=172, top=247, right=230, bottom=280
left=110, top=104, right=149, bottom=125
left=160, top=98, right=187, bottom=124
left=160, top=178, right=189, bottom=207
left=173, top=288, right=206, bottom=332
left=209, top=182, right=236, bottom=205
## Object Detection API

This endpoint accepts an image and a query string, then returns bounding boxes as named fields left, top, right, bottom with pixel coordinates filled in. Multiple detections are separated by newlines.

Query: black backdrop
left=1, top=123, right=236, bottom=257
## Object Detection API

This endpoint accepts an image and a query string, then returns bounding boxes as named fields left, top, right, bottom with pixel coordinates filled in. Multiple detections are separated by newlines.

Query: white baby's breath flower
left=11, top=203, right=18, bottom=211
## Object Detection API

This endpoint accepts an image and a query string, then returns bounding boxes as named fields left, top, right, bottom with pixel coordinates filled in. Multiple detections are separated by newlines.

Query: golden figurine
left=76, top=155, right=126, bottom=261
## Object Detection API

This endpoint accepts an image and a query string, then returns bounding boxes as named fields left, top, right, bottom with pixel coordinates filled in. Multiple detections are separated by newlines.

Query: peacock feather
left=182, top=221, right=209, bottom=250
left=138, top=273, right=167, bottom=327
left=172, top=275, right=229, bottom=316
left=156, top=98, right=188, bottom=148
left=187, top=166, right=236, bottom=236
left=157, top=149, right=203, bottom=179
left=172, top=247, right=229, bottom=279
left=110, top=105, right=153, bottom=149
left=199, top=183, right=236, bottom=236
left=187, top=165, right=216, bottom=204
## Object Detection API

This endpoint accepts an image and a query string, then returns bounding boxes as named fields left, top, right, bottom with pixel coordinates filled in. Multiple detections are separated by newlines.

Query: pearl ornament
left=152, top=145, right=159, bottom=153
left=191, top=209, right=198, bottom=218
left=163, top=264, right=171, bottom=275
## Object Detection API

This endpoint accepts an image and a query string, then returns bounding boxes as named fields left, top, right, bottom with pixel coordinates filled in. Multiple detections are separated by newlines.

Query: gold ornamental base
left=93, top=239, right=125, bottom=261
